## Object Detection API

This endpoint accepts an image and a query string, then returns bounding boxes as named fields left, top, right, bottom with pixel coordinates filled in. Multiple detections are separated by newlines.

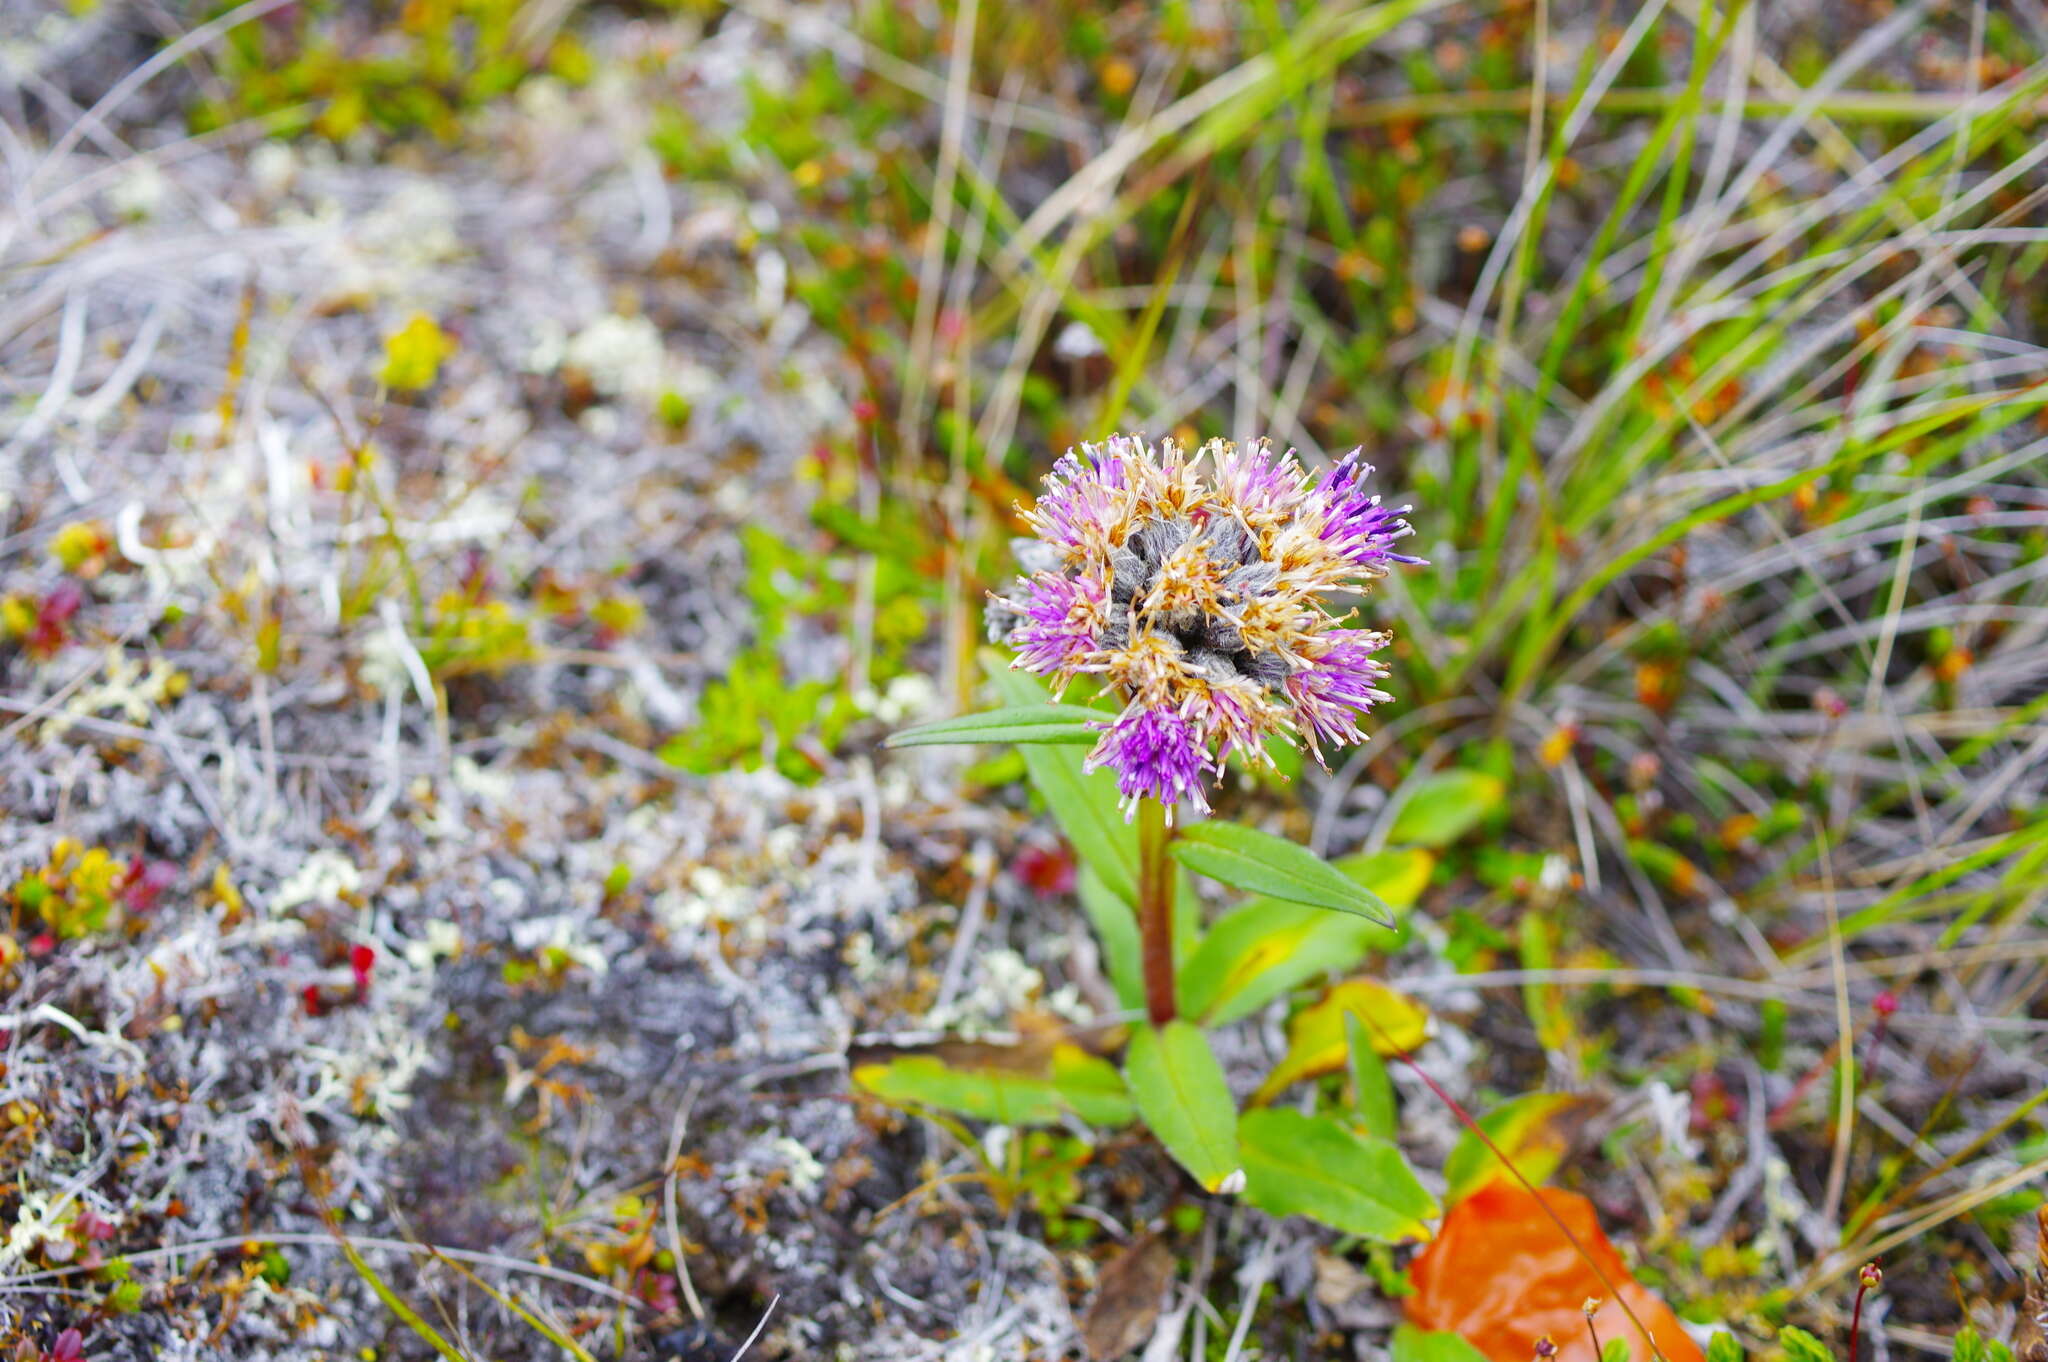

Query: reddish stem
left=1136, top=799, right=1177, bottom=1025
left=1770, top=996, right=1896, bottom=1131
left=1849, top=1264, right=1882, bottom=1362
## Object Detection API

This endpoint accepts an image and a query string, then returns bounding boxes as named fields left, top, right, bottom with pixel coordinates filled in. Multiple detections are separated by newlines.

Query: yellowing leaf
left=1180, top=849, right=1435, bottom=1026
left=1440, top=1091, right=1603, bottom=1206
left=1049, top=1044, right=1137, bottom=1128
left=1179, top=904, right=1364, bottom=1024
left=1253, top=979, right=1429, bottom=1105
left=851, top=1042, right=1134, bottom=1128
left=1335, top=847, right=1436, bottom=909
left=1518, top=912, right=1574, bottom=1055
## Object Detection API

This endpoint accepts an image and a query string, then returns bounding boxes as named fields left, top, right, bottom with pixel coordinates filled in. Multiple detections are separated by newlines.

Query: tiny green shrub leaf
left=1169, top=822, right=1394, bottom=923
left=1390, top=1325, right=1492, bottom=1362
left=1124, top=1021, right=1239, bottom=1191
left=884, top=704, right=1105, bottom=748
left=1704, top=1333, right=1745, bottom=1362
left=1949, top=1328, right=2014, bottom=1362
left=1238, top=1108, right=1437, bottom=1242
left=1387, top=769, right=1508, bottom=848
left=1778, top=1327, right=1835, bottom=1362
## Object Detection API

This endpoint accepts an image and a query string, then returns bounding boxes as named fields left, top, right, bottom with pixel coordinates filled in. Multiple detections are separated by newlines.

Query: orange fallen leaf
left=1405, top=1181, right=1704, bottom=1362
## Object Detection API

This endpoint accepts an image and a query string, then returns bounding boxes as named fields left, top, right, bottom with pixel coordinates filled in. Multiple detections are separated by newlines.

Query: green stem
left=1136, top=798, right=1177, bottom=1026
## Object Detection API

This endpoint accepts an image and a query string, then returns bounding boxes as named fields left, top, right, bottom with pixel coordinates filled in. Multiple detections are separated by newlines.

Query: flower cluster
left=991, top=435, right=1419, bottom=813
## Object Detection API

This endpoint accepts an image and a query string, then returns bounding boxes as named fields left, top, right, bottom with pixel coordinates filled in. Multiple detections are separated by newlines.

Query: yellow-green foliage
left=14, top=840, right=125, bottom=940
left=419, top=590, right=534, bottom=679
left=0, top=594, right=36, bottom=639
left=189, top=0, right=593, bottom=144
left=379, top=314, right=457, bottom=392
left=49, top=520, right=113, bottom=575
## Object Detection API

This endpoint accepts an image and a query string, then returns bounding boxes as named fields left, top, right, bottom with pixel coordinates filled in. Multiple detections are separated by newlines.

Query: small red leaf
left=1406, top=1182, right=1704, bottom=1362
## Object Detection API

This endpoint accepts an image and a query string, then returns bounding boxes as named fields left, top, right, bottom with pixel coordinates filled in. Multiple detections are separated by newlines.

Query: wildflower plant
left=885, top=435, right=1456, bottom=1227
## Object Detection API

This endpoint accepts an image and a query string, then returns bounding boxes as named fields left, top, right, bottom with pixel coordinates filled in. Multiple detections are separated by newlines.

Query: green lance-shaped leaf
left=1178, top=848, right=1434, bottom=1024
left=1124, top=1021, right=1239, bottom=1192
left=1238, top=1108, right=1438, bottom=1242
left=1078, top=867, right=1145, bottom=1012
left=884, top=703, right=1107, bottom=749
left=1347, top=1012, right=1398, bottom=1141
left=1169, top=821, right=1394, bottom=924
left=988, top=663, right=1139, bottom=903
left=851, top=1045, right=1134, bottom=1129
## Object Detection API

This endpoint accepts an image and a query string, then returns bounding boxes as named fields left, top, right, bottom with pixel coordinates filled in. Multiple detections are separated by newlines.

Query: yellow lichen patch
left=378, top=313, right=457, bottom=391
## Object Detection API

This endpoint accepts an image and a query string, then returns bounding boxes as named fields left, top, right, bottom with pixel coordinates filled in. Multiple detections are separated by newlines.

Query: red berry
left=122, top=860, right=177, bottom=913
left=40, top=581, right=84, bottom=626
left=350, top=944, right=376, bottom=997
left=1011, top=844, right=1076, bottom=897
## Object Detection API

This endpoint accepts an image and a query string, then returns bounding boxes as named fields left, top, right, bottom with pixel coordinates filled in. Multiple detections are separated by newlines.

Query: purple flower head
left=1086, top=705, right=1214, bottom=814
left=992, top=435, right=1420, bottom=814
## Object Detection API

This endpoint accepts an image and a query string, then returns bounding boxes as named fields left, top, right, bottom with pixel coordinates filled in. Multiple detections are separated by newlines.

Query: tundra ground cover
left=2, top=1, right=2045, bottom=1359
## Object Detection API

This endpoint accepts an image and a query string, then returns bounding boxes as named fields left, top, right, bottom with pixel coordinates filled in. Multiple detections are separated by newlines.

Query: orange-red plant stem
left=1136, top=798, right=1177, bottom=1025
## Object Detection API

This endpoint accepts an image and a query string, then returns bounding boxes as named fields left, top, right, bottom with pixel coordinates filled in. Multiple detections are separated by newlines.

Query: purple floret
left=1312, top=450, right=1424, bottom=573
left=1030, top=442, right=1133, bottom=555
left=1087, top=705, right=1214, bottom=814
left=1286, top=630, right=1393, bottom=762
left=1006, top=571, right=1104, bottom=676
left=1216, top=442, right=1300, bottom=522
